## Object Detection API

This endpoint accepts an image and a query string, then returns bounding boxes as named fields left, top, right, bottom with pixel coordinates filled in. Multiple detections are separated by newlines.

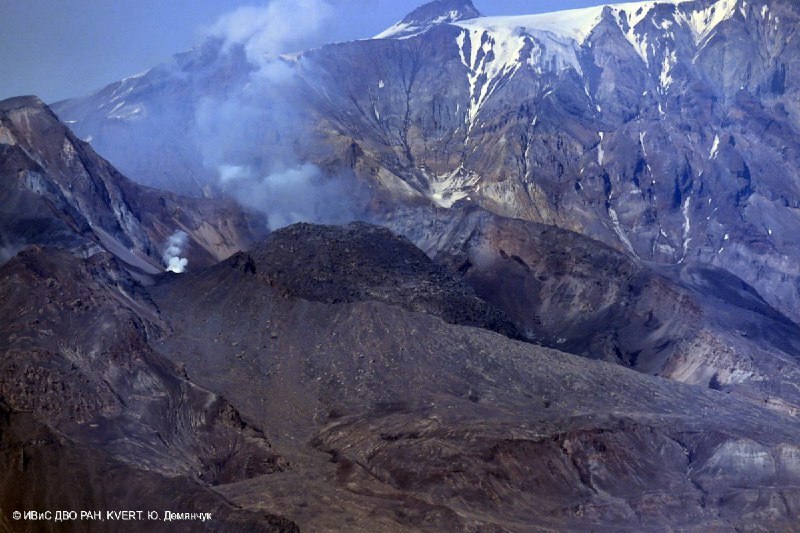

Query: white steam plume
left=198, top=0, right=367, bottom=231
left=208, top=0, right=333, bottom=69
left=218, top=162, right=363, bottom=230
left=163, top=231, right=189, bottom=273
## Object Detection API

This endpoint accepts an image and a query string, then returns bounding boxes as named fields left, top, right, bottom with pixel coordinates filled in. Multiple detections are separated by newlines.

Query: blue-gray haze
left=1, top=0, right=623, bottom=103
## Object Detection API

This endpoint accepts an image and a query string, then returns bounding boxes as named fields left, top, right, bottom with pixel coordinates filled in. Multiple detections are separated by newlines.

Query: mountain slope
left=1, top=96, right=266, bottom=272
left=248, top=221, right=518, bottom=337
left=148, top=221, right=800, bottom=530
left=51, top=41, right=255, bottom=197
left=52, top=0, right=800, bottom=329
left=386, top=205, right=800, bottom=414
left=0, top=405, right=297, bottom=533
left=7, top=0, right=800, bottom=528
left=375, top=0, right=481, bottom=39
left=2, top=124, right=800, bottom=529
left=0, top=247, right=296, bottom=531
left=299, top=0, right=800, bottom=324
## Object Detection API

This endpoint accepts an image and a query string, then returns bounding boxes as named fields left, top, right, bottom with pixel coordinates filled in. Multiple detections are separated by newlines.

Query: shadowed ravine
left=3, top=0, right=800, bottom=530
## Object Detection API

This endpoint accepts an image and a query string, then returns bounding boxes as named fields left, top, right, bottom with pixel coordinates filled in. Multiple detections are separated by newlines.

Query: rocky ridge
left=0, top=247, right=297, bottom=531
left=52, top=0, right=800, bottom=325
left=147, top=220, right=800, bottom=531
left=3, top=0, right=800, bottom=528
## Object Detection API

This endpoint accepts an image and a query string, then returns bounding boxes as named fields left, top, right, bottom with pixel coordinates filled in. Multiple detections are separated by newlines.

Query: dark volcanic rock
left=3, top=169, right=800, bottom=529
left=248, top=221, right=519, bottom=338
left=379, top=0, right=482, bottom=38
left=386, top=205, right=800, bottom=415
left=0, top=247, right=290, bottom=521
left=52, top=0, right=800, bottom=327
left=148, top=220, right=800, bottom=531
left=10, top=0, right=800, bottom=529
left=0, top=405, right=298, bottom=533
left=0, top=96, right=265, bottom=273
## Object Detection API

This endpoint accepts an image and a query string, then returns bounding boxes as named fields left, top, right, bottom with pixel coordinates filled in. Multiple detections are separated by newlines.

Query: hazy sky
left=1, top=0, right=619, bottom=103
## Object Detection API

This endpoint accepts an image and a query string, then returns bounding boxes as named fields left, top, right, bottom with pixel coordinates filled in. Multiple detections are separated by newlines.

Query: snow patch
left=451, top=1, right=687, bottom=69
left=432, top=10, right=462, bottom=24
left=458, top=8, right=604, bottom=44
left=456, top=1, right=687, bottom=46
left=597, top=131, right=605, bottom=165
left=681, top=196, right=692, bottom=259
left=658, top=19, right=674, bottom=30
left=659, top=49, right=677, bottom=89
left=374, top=22, right=419, bottom=39
left=107, top=101, right=144, bottom=121
left=374, top=7, right=471, bottom=40
left=427, top=167, right=480, bottom=208
left=455, top=27, right=532, bottom=132
left=679, top=0, right=738, bottom=43
left=108, top=101, right=125, bottom=116
left=609, top=208, right=637, bottom=256
left=710, top=134, right=720, bottom=159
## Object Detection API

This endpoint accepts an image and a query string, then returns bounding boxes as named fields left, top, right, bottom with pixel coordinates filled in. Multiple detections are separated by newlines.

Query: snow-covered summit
left=377, top=0, right=740, bottom=46
left=376, top=0, right=742, bottom=124
left=374, top=0, right=481, bottom=39
left=454, top=1, right=692, bottom=44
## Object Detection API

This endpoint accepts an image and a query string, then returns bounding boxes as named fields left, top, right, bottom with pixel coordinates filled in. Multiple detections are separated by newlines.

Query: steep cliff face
left=52, top=0, right=800, bottom=326
left=3, top=96, right=800, bottom=527
left=0, top=248, right=297, bottom=531
left=147, top=221, right=800, bottom=530
left=6, top=1, right=800, bottom=528
left=299, top=0, right=800, bottom=324
left=52, top=41, right=256, bottom=197
left=384, top=205, right=800, bottom=415
left=0, top=96, right=265, bottom=272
